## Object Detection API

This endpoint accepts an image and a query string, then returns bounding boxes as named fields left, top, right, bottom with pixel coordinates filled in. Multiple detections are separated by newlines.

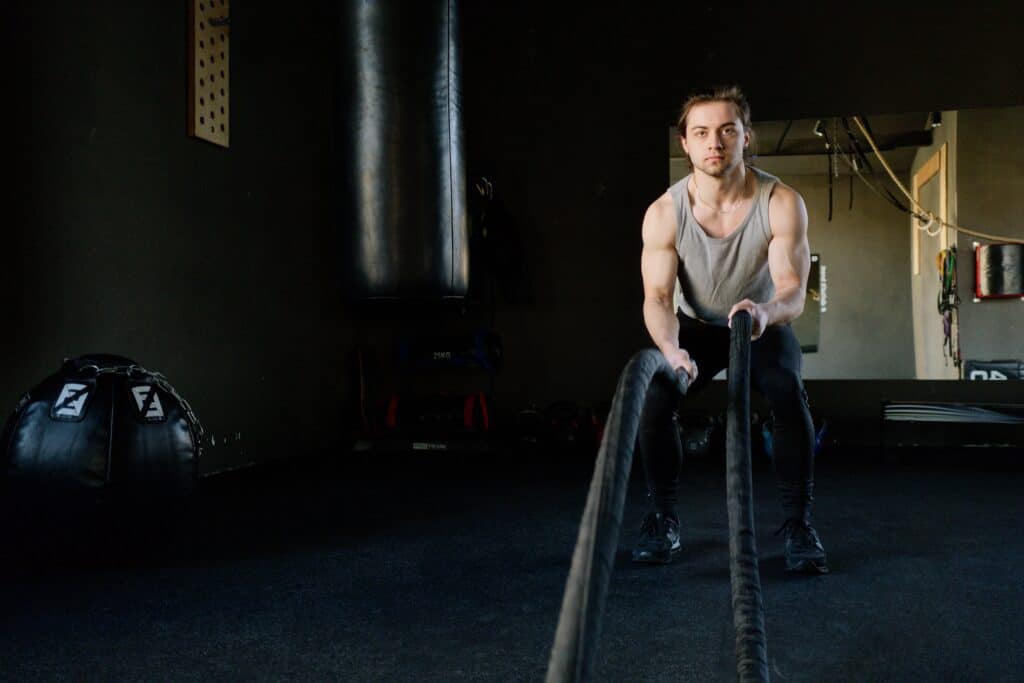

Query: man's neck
left=695, top=163, right=748, bottom=202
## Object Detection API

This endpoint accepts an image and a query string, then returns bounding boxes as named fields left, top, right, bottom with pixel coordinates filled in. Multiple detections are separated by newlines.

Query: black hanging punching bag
left=335, top=0, right=468, bottom=299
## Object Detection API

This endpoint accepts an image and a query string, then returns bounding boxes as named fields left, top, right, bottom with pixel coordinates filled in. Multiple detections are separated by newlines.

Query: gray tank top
left=668, top=166, right=778, bottom=326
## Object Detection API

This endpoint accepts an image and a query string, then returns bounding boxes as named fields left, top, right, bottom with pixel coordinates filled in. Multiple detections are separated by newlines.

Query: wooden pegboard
left=187, top=0, right=230, bottom=148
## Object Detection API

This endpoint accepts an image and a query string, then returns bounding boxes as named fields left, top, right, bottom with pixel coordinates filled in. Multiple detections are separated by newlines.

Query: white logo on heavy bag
left=131, top=385, right=165, bottom=420
left=54, top=383, right=90, bottom=418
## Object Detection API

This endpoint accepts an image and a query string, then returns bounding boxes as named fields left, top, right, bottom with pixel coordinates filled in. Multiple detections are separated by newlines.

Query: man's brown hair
left=676, top=85, right=757, bottom=164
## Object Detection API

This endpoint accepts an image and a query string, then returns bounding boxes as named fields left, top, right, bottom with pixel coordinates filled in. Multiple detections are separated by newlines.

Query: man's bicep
left=641, top=246, right=678, bottom=300
left=768, top=233, right=809, bottom=291
left=768, top=190, right=810, bottom=290
left=641, top=202, right=678, bottom=300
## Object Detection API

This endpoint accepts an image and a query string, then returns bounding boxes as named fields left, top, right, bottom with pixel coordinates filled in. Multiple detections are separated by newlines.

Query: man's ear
left=679, top=135, right=688, bottom=155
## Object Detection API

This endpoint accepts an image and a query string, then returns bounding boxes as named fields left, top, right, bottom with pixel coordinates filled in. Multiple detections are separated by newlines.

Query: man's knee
left=641, top=374, right=683, bottom=424
left=757, top=367, right=807, bottom=413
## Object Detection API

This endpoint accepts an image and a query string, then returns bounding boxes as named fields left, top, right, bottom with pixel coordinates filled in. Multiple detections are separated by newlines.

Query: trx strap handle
left=726, top=310, right=770, bottom=682
left=546, top=349, right=688, bottom=683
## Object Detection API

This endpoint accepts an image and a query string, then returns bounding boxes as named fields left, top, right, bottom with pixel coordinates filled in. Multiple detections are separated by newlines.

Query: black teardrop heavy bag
left=1, top=354, right=204, bottom=497
left=334, top=0, right=468, bottom=299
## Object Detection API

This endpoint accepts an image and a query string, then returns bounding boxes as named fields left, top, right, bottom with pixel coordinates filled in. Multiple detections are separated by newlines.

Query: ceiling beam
left=756, top=129, right=934, bottom=157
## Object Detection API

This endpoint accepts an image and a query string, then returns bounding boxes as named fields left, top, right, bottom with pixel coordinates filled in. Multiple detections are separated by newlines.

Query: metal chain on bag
left=74, top=362, right=208, bottom=448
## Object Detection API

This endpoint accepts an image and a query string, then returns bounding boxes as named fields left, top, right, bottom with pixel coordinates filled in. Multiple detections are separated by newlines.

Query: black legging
left=638, top=312, right=816, bottom=523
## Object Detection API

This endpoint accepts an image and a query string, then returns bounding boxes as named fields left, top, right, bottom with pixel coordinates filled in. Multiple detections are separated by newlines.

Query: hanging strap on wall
left=824, top=122, right=834, bottom=221
left=936, top=247, right=962, bottom=369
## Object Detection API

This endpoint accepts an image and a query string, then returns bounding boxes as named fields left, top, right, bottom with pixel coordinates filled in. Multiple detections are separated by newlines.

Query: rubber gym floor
left=2, top=444, right=1022, bottom=682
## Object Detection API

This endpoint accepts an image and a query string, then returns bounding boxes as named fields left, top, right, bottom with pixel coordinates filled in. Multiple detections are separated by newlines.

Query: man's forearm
left=764, top=285, right=806, bottom=326
left=643, top=297, right=680, bottom=354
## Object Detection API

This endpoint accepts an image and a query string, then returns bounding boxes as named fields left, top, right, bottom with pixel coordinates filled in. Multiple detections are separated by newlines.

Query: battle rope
left=725, top=311, right=769, bottom=682
left=545, top=349, right=688, bottom=683
left=545, top=311, right=769, bottom=682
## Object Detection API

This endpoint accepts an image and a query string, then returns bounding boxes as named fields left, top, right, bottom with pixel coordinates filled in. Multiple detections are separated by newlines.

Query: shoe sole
left=631, top=545, right=681, bottom=565
left=786, top=557, right=830, bottom=574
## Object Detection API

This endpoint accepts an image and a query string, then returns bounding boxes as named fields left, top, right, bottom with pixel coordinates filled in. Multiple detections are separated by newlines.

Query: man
left=633, top=85, right=827, bottom=574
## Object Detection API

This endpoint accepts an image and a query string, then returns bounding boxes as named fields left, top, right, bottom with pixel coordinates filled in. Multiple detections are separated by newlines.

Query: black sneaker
left=776, top=518, right=829, bottom=574
left=631, top=512, right=681, bottom=564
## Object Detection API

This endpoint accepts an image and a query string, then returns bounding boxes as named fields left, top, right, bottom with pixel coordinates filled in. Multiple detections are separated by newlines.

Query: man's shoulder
left=766, top=180, right=808, bottom=238
left=643, top=192, right=679, bottom=246
left=645, top=189, right=679, bottom=223
left=767, top=179, right=805, bottom=213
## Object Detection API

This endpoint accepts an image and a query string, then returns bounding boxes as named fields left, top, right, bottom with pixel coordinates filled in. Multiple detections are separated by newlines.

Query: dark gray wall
left=773, top=173, right=914, bottom=379
left=652, top=4, right=1024, bottom=123
left=9, top=2, right=346, bottom=468
left=459, top=3, right=677, bottom=413
left=957, top=107, right=1024, bottom=363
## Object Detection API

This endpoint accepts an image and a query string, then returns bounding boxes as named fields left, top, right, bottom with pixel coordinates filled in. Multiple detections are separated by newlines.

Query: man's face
left=680, top=101, right=750, bottom=178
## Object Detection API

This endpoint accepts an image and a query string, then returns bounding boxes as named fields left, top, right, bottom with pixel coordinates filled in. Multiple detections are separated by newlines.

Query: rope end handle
left=730, top=309, right=753, bottom=338
left=674, top=366, right=690, bottom=396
